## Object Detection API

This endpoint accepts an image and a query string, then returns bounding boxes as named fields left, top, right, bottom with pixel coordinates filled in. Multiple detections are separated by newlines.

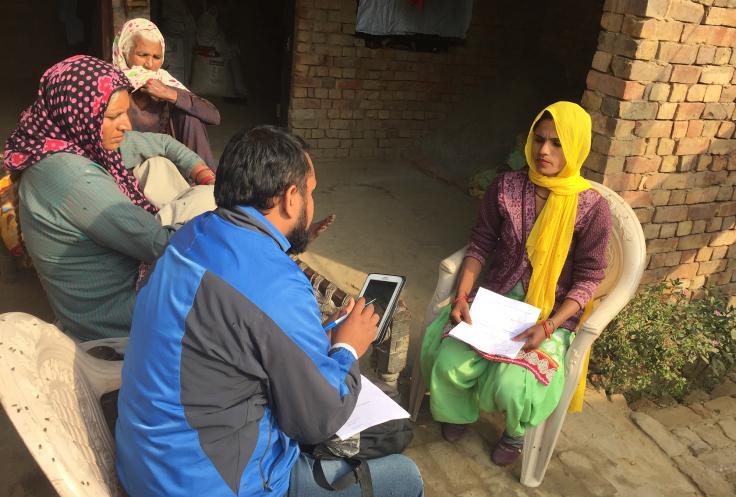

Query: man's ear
left=282, top=184, right=301, bottom=220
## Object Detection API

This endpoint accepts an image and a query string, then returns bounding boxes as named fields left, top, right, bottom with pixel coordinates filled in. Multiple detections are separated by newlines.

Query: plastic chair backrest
left=0, top=312, right=124, bottom=497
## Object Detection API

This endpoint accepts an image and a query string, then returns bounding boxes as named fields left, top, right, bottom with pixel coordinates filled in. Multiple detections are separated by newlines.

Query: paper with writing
left=335, top=375, right=410, bottom=440
left=448, top=287, right=541, bottom=358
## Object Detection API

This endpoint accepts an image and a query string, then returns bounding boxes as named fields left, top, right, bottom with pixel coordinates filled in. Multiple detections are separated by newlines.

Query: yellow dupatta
left=523, top=101, right=592, bottom=412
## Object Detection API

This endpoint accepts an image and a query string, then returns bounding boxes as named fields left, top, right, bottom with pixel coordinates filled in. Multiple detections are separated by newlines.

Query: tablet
left=358, top=273, right=406, bottom=344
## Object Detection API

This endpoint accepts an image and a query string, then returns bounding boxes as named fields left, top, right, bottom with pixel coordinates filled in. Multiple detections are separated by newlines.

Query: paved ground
left=1, top=142, right=735, bottom=495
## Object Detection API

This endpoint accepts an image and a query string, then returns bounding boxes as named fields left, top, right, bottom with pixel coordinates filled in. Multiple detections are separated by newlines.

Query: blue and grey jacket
left=115, top=206, right=361, bottom=497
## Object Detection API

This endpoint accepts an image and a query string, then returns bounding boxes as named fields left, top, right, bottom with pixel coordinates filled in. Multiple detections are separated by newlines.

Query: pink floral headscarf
left=112, top=18, right=188, bottom=91
left=3, top=55, right=157, bottom=214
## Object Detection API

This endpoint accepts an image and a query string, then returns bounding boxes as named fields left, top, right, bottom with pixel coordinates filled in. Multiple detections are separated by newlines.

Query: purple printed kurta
left=465, top=170, right=611, bottom=332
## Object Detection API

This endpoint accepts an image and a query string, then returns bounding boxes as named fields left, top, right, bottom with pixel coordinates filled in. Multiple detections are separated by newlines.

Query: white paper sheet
left=447, top=287, right=541, bottom=358
left=335, top=375, right=410, bottom=440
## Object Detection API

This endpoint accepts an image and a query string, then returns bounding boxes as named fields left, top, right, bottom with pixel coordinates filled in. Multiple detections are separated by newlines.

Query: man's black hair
left=214, top=125, right=311, bottom=210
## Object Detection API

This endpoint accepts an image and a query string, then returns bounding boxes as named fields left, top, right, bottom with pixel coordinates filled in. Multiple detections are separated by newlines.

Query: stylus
left=323, top=298, right=376, bottom=332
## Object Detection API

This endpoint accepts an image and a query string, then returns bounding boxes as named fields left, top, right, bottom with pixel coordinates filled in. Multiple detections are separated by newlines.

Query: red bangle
left=542, top=319, right=555, bottom=339
left=195, top=169, right=215, bottom=185
left=452, top=294, right=469, bottom=306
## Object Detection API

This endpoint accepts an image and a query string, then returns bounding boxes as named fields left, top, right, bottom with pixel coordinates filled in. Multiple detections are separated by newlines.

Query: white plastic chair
left=408, top=180, right=646, bottom=487
left=0, top=312, right=125, bottom=497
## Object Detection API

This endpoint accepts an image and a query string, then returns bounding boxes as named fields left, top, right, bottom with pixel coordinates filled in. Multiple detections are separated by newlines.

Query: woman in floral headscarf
left=420, top=101, right=611, bottom=466
left=4, top=55, right=215, bottom=342
left=112, top=18, right=221, bottom=169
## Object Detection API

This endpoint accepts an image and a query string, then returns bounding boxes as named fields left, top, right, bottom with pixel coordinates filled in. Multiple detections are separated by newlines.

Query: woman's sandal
left=440, top=422, right=468, bottom=443
left=491, top=436, right=523, bottom=466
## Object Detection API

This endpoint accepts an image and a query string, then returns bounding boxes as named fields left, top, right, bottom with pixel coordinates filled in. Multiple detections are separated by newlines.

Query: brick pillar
left=582, top=0, right=736, bottom=300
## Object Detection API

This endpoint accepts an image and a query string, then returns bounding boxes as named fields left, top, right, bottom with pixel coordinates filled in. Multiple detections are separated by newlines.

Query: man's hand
left=140, top=79, right=178, bottom=103
left=450, top=299, right=472, bottom=325
left=323, top=298, right=355, bottom=340
left=332, top=297, right=379, bottom=358
left=513, top=323, right=547, bottom=351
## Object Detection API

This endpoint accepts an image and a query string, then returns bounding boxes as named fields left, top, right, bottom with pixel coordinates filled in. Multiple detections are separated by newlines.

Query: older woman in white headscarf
left=113, top=18, right=221, bottom=169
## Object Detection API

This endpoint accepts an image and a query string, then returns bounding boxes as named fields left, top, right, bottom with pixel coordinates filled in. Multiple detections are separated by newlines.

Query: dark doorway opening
left=417, top=0, right=605, bottom=183
left=0, top=0, right=106, bottom=139
left=152, top=0, right=295, bottom=159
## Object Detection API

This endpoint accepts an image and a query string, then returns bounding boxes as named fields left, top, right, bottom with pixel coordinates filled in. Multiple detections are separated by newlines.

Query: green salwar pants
left=420, top=284, right=572, bottom=438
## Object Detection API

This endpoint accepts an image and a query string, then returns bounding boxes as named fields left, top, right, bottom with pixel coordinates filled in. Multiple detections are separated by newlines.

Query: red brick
left=667, top=0, right=705, bottom=23
left=697, top=45, right=716, bottom=65
left=610, top=100, right=659, bottom=119
left=643, top=172, right=689, bottom=190
left=670, top=83, right=688, bottom=102
left=611, top=57, right=672, bottom=81
left=715, top=47, right=732, bottom=65
left=672, top=121, right=686, bottom=141
left=718, top=201, right=736, bottom=217
left=700, top=66, right=735, bottom=84
left=608, top=137, right=648, bottom=156
left=657, top=103, right=678, bottom=119
left=582, top=90, right=603, bottom=111
left=704, top=85, right=723, bottom=102
left=681, top=249, right=699, bottom=264
left=592, top=51, right=613, bottom=72
left=681, top=24, right=736, bottom=47
left=686, top=84, right=707, bottom=102
left=674, top=102, right=705, bottom=120
left=647, top=82, right=671, bottom=101
left=591, top=113, right=636, bottom=137
left=586, top=71, right=646, bottom=100
left=604, top=172, right=642, bottom=191
left=626, top=155, right=663, bottom=173
left=685, top=187, right=719, bottom=204
left=717, top=121, right=736, bottom=138
left=705, top=7, right=736, bottom=27
left=654, top=205, right=689, bottom=222
left=696, top=246, right=714, bottom=262
left=675, top=137, right=711, bottom=155
left=655, top=42, right=699, bottom=64
left=622, top=0, right=671, bottom=18
left=687, top=120, right=705, bottom=137
left=703, top=102, right=735, bottom=120
left=622, top=17, right=684, bottom=41
left=601, top=12, right=625, bottom=31
left=698, top=259, right=727, bottom=275
left=710, top=139, right=736, bottom=154
left=650, top=252, right=683, bottom=268
left=670, top=64, right=703, bottom=83
left=622, top=190, right=653, bottom=207
left=335, top=79, right=360, bottom=89
left=678, top=233, right=712, bottom=250
left=647, top=237, right=679, bottom=253
left=689, top=203, right=719, bottom=220
left=669, top=263, right=700, bottom=280
left=613, top=34, right=659, bottom=59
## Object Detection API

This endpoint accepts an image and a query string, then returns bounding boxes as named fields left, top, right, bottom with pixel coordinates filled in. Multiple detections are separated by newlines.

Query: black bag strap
left=312, top=457, right=373, bottom=497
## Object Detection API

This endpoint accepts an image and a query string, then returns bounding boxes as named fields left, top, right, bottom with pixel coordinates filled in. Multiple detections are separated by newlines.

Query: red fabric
left=408, top=0, right=424, bottom=9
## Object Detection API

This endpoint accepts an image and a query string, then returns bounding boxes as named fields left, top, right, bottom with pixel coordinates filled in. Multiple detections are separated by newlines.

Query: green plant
left=591, top=280, right=736, bottom=401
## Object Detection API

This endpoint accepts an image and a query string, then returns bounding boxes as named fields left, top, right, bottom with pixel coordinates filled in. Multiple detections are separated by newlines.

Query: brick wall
left=289, top=0, right=603, bottom=170
left=583, top=0, right=736, bottom=298
left=289, top=0, right=489, bottom=160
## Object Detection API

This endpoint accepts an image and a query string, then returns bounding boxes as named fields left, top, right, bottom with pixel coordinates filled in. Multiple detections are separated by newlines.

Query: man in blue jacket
left=115, top=125, right=423, bottom=497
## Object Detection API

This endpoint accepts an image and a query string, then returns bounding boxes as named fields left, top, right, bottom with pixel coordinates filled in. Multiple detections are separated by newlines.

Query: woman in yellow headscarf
left=420, top=101, right=611, bottom=466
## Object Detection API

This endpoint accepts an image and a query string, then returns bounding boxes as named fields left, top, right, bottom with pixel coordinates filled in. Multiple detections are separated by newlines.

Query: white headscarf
left=112, top=18, right=188, bottom=91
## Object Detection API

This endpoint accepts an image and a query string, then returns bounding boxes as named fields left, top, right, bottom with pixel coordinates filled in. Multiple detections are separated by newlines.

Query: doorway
left=151, top=0, right=296, bottom=159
